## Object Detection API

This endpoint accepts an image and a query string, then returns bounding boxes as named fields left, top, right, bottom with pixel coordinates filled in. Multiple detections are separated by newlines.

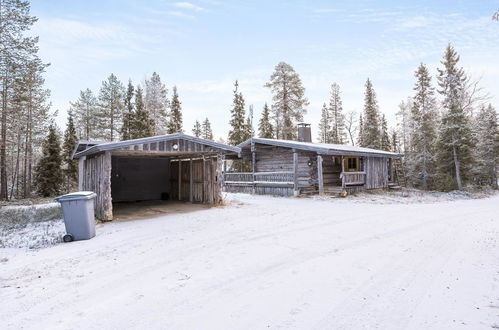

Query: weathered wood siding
left=170, top=156, right=222, bottom=204
left=365, top=157, right=389, bottom=189
left=81, top=151, right=112, bottom=220
left=253, top=146, right=315, bottom=188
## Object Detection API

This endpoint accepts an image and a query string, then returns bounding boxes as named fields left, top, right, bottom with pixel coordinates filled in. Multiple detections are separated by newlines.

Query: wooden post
left=78, top=156, right=86, bottom=191
left=293, top=150, right=299, bottom=196
left=317, top=154, right=324, bottom=195
left=341, top=156, right=345, bottom=189
left=189, top=158, right=193, bottom=202
left=178, top=159, right=182, bottom=201
left=202, top=155, right=206, bottom=203
left=251, top=141, right=256, bottom=194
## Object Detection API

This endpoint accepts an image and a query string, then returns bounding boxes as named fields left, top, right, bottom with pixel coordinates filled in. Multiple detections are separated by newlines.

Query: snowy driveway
left=1, top=193, right=499, bottom=329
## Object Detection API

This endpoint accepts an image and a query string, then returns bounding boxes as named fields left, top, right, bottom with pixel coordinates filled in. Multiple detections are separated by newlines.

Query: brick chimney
left=297, top=123, right=312, bottom=142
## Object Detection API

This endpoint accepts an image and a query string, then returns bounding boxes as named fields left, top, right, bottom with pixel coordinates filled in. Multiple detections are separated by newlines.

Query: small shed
left=224, top=137, right=402, bottom=196
left=73, top=133, right=240, bottom=220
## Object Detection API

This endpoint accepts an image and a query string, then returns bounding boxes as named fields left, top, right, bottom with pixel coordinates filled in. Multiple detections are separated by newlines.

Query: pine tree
left=360, top=79, right=381, bottom=149
left=474, top=104, right=498, bottom=187
left=201, top=118, right=213, bottom=140
left=436, top=45, right=474, bottom=190
left=167, top=86, right=183, bottom=134
left=62, top=112, right=78, bottom=192
left=71, top=89, right=98, bottom=140
left=228, top=81, right=251, bottom=145
left=0, top=0, right=40, bottom=200
left=97, top=73, right=125, bottom=141
left=144, top=72, right=168, bottom=134
left=318, top=103, right=330, bottom=143
left=258, top=102, right=274, bottom=138
left=121, top=80, right=134, bottom=140
left=130, top=86, right=154, bottom=139
left=329, top=83, right=346, bottom=144
left=407, top=63, right=438, bottom=189
left=357, top=114, right=364, bottom=146
left=380, top=114, right=391, bottom=151
left=34, top=125, right=63, bottom=197
left=265, top=62, right=309, bottom=140
left=192, top=120, right=202, bottom=138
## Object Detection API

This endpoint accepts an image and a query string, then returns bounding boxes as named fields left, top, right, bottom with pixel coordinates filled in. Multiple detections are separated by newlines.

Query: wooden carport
left=72, top=134, right=240, bottom=220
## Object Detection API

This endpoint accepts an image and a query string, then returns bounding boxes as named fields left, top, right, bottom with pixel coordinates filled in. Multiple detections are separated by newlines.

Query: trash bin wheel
left=63, top=234, right=74, bottom=243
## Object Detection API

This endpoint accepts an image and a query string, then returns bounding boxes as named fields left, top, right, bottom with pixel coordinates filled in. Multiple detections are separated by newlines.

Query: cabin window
left=345, top=157, right=360, bottom=172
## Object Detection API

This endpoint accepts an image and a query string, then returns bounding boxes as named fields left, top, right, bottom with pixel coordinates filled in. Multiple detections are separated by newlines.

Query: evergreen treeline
left=1, top=0, right=497, bottom=200
left=398, top=45, right=498, bottom=191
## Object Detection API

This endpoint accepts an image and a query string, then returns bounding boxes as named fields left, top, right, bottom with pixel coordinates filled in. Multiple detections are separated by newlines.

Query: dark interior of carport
left=111, top=153, right=221, bottom=203
left=110, top=152, right=222, bottom=219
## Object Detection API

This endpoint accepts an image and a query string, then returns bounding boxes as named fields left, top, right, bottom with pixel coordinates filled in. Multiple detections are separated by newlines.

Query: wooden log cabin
left=73, top=133, right=240, bottom=220
left=224, top=124, right=402, bottom=196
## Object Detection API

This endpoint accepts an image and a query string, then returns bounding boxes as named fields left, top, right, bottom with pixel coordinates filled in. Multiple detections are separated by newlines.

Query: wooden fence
left=224, top=171, right=294, bottom=196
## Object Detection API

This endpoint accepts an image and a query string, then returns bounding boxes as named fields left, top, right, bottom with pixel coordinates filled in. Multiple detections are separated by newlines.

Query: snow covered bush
left=0, top=203, right=65, bottom=249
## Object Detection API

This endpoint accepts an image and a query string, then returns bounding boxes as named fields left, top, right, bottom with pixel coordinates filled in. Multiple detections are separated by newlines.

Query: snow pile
left=0, top=203, right=65, bottom=249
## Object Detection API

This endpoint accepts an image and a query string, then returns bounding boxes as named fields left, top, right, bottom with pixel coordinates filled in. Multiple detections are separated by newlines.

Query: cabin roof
left=73, top=133, right=241, bottom=158
left=238, top=138, right=402, bottom=158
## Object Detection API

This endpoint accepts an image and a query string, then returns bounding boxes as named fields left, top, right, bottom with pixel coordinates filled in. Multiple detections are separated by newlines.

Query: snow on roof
left=238, top=138, right=402, bottom=158
left=73, top=133, right=240, bottom=158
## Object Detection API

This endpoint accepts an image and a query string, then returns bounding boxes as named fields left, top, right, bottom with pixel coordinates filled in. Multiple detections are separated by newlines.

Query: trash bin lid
left=54, top=191, right=96, bottom=201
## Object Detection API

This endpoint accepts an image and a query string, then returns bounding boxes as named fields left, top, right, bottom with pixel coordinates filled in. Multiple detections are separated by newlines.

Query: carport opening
left=110, top=155, right=220, bottom=220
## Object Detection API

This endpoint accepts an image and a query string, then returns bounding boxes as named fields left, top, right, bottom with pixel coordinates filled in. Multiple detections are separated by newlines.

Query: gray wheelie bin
left=55, top=191, right=97, bottom=242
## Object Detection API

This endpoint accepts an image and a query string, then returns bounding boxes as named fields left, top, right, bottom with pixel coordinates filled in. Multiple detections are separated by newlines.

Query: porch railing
left=341, top=171, right=366, bottom=187
left=224, top=171, right=294, bottom=186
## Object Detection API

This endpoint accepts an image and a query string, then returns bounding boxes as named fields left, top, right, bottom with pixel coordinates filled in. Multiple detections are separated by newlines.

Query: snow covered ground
left=1, top=192, right=499, bottom=329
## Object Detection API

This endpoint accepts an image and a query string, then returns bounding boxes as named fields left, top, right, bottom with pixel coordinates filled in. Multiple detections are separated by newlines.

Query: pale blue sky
left=31, top=0, right=499, bottom=141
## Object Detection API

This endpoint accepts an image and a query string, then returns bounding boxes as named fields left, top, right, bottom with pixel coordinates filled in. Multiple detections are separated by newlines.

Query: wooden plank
left=317, top=154, right=324, bottom=195
left=293, top=150, right=298, bottom=195
left=202, top=156, right=206, bottom=203
left=78, top=156, right=86, bottom=191
left=189, top=158, right=193, bottom=202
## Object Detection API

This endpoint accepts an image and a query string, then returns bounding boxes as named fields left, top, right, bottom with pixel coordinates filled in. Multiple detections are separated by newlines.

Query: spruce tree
left=131, top=86, right=154, bottom=139
left=360, top=79, right=381, bottom=149
left=318, top=103, right=330, bottom=143
left=166, top=86, right=183, bottom=134
left=436, top=45, right=474, bottom=190
left=408, top=63, right=438, bottom=189
left=34, top=125, right=63, bottom=197
left=474, top=104, right=498, bottom=187
left=192, top=120, right=202, bottom=137
left=391, top=130, right=400, bottom=153
left=62, top=112, right=78, bottom=192
left=329, top=83, right=346, bottom=144
left=357, top=114, right=364, bottom=146
left=97, top=73, right=125, bottom=141
left=265, top=62, right=309, bottom=139
left=70, top=88, right=98, bottom=140
left=121, top=80, right=135, bottom=140
left=201, top=118, right=213, bottom=140
left=258, top=102, right=274, bottom=138
left=228, top=81, right=251, bottom=145
left=380, top=114, right=391, bottom=151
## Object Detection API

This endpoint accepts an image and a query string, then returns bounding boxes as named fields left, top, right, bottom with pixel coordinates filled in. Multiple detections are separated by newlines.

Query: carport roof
left=73, top=133, right=241, bottom=158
